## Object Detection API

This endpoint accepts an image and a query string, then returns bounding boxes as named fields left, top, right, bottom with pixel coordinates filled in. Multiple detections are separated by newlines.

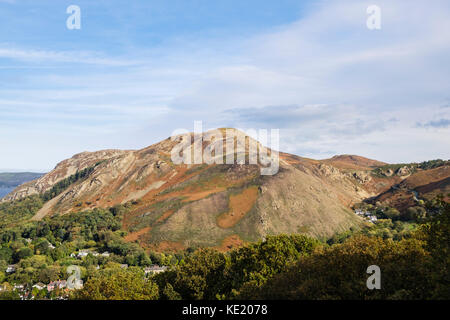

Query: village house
left=6, top=264, right=16, bottom=273
left=13, top=284, right=24, bottom=290
left=77, top=252, right=89, bottom=258
left=77, top=250, right=90, bottom=258
left=47, top=280, right=67, bottom=292
left=354, top=209, right=378, bottom=223
left=33, top=282, right=46, bottom=290
left=77, top=249, right=99, bottom=258
left=144, top=265, right=168, bottom=275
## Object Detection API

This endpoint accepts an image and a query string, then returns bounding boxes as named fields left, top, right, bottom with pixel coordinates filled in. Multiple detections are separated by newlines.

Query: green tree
left=72, top=268, right=159, bottom=300
left=419, top=196, right=450, bottom=299
left=156, top=248, right=229, bottom=300
left=384, top=208, right=401, bottom=220
left=241, top=235, right=431, bottom=300
left=229, top=234, right=319, bottom=297
left=14, top=247, right=33, bottom=262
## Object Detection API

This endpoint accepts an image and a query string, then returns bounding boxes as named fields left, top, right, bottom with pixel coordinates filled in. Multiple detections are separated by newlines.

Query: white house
left=13, top=284, right=24, bottom=290
left=77, top=251, right=89, bottom=258
left=144, top=265, right=168, bottom=275
left=6, top=264, right=16, bottom=273
left=33, top=282, right=46, bottom=290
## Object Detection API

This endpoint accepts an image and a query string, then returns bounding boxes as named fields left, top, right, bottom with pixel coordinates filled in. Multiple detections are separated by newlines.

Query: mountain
left=3, top=129, right=448, bottom=251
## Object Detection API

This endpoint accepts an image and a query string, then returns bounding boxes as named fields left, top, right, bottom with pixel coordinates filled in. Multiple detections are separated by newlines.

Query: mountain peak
left=323, top=154, right=387, bottom=170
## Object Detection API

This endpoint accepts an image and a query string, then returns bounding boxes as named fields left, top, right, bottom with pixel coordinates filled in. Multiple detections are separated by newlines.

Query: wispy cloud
left=417, top=119, right=450, bottom=128
left=0, top=46, right=140, bottom=66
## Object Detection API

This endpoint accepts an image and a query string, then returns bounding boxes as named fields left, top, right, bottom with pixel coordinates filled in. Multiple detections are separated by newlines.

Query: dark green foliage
left=155, top=248, right=230, bottom=300
left=153, top=234, right=319, bottom=300
left=0, top=246, right=13, bottom=264
left=13, top=247, right=33, bottom=262
left=41, top=165, right=97, bottom=202
left=228, top=234, right=319, bottom=296
left=72, top=267, right=159, bottom=300
left=162, top=283, right=182, bottom=300
left=243, top=235, right=432, bottom=300
left=0, top=288, right=21, bottom=300
left=0, top=195, right=43, bottom=228
left=418, top=196, right=450, bottom=298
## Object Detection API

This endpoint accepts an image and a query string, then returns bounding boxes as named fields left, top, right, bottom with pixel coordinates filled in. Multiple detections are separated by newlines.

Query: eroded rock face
left=2, top=149, right=127, bottom=202
left=384, top=169, right=394, bottom=177
left=352, top=171, right=372, bottom=184
left=396, top=166, right=412, bottom=176
left=316, top=164, right=341, bottom=178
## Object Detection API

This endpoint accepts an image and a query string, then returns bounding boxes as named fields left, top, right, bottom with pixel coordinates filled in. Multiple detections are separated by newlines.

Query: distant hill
left=0, top=172, right=44, bottom=188
left=322, top=155, right=387, bottom=171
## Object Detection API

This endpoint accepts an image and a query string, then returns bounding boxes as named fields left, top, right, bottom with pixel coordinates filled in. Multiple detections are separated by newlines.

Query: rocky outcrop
left=396, top=166, right=412, bottom=177
left=2, top=149, right=127, bottom=202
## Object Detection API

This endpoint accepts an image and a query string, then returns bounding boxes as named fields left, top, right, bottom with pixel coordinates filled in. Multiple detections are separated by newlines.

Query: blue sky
left=0, top=0, right=449, bottom=171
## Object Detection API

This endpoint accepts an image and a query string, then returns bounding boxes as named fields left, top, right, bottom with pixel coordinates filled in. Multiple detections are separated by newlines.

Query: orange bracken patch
left=217, top=186, right=258, bottom=228
left=216, top=234, right=245, bottom=252
left=152, top=241, right=185, bottom=252
left=124, top=226, right=151, bottom=242
left=156, top=209, right=175, bottom=223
